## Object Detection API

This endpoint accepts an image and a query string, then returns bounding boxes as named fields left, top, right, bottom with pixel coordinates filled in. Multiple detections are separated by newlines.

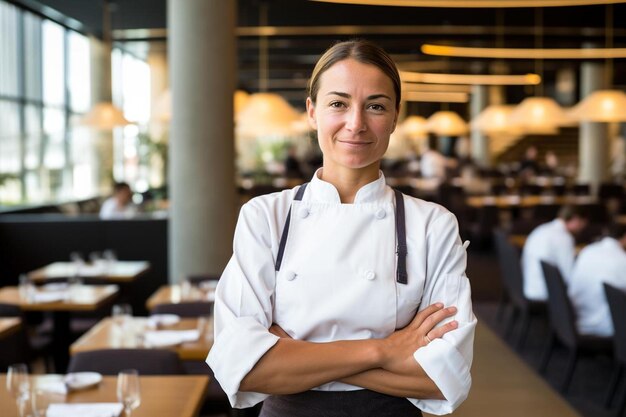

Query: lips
left=336, top=140, right=374, bottom=147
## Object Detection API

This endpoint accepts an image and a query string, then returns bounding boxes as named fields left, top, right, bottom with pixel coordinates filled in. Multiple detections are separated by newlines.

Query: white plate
left=64, top=372, right=103, bottom=390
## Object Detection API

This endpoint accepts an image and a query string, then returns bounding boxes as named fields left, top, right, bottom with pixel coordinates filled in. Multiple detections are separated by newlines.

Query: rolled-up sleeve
left=207, top=201, right=280, bottom=408
left=410, top=211, right=477, bottom=415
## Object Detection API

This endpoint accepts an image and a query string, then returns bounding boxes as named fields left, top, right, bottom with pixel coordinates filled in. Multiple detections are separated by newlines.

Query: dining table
left=145, top=284, right=215, bottom=312
left=28, top=261, right=151, bottom=284
left=0, top=317, right=21, bottom=339
left=0, top=285, right=119, bottom=372
left=70, top=316, right=213, bottom=361
left=1, top=374, right=209, bottom=417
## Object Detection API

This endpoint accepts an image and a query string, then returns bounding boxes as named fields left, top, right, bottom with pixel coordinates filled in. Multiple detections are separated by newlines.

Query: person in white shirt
left=208, top=40, right=476, bottom=417
left=569, top=224, right=626, bottom=337
left=419, top=136, right=455, bottom=181
left=521, top=206, right=588, bottom=301
left=99, top=182, right=138, bottom=219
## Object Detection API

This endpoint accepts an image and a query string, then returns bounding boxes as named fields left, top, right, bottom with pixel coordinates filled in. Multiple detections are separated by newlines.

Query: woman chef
left=208, top=40, right=476, bottom=417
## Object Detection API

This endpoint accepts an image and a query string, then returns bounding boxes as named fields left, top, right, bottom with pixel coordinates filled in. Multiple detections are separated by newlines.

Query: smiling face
left=306, top=58, right=399, bottom=178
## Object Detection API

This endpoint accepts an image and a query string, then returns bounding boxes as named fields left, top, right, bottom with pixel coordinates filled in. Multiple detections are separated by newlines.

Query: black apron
left=263, top=184, right=421, bottom=417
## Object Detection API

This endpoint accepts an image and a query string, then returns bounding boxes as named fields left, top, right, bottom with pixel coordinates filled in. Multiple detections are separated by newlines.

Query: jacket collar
left=307, top=168, right=389, bottom=204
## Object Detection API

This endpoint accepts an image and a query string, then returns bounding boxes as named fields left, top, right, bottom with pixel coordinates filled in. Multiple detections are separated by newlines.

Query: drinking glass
left=31, top=387, right=64, bottom=417
left=18, top=274, right=34, bottom=301
left=112, top=303, right=133, bottom=326
left=6, top=363, right=30, bottom=417
left=117, top=369, right=141, bottom=416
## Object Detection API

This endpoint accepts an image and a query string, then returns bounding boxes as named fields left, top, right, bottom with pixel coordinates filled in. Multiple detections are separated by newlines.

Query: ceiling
left=12, top=0, right=626, bottom=115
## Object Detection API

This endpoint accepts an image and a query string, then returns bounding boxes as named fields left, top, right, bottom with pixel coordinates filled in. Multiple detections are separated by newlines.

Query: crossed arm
left=239, top=303, right=458, bottom=399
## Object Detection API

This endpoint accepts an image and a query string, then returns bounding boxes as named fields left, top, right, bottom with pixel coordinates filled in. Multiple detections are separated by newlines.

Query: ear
left=306, top=97, right=317, bottom=130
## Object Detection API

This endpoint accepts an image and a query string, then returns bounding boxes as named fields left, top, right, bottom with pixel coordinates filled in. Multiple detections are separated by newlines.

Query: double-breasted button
left=364, top=270, right=376, bottom=280
left=286, top=271, right=297, bottom=281
left=375, top=209, right=386, bottom=219
left=298, top=207, right=310, bottom=219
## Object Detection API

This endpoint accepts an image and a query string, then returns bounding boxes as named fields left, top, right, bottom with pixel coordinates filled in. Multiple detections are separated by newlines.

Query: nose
left=345, top=107, right=367, bottom=133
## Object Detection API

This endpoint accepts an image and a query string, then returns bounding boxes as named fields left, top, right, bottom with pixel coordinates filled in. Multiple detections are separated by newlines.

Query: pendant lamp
left=76, top=0, right=131, bottom=130
left=426, top=111, right=468, bottom=137
left=508, top=97, right=567, bottom=134
left=235, top=93, right=301, bottom=137
left=471, top=104, right=525, bottom=137
left=568, top=90, right=626, bottom=122
left=401, top=115, right=428, bottom=139
left=570, top=5, right=626, bottom=122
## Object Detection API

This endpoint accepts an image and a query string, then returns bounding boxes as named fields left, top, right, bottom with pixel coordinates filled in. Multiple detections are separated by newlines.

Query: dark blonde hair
left=307, top=39, right=401, bottom=109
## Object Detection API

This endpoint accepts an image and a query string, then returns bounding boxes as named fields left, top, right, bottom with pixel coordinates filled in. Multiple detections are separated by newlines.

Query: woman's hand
left=379, top=303, right=458, bottom=374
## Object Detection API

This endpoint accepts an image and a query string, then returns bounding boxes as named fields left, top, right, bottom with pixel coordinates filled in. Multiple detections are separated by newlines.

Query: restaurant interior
left=1, top=0, right=626, bottom=416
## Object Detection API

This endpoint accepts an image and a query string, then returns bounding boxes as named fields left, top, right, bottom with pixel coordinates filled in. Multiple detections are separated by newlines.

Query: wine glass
left=117, top=369, right=141, bottom=416
left=112, top=303, right=133, bottom=326
left=6, top=363, right=30, bottom=417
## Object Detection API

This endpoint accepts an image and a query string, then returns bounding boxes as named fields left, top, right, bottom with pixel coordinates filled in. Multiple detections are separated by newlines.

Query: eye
left=329, top=101, right=346, bottom=109
left=367, top=103, right=386, bottom=112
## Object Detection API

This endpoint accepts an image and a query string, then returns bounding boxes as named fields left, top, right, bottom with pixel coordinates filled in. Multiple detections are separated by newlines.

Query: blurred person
left=521, top=205, right=589, bottom=301
left=518, top=145, right=540, bottom=178
left=420, top=135, right=456, bottom=181
left=569, top=224, right=626, bottom=337
left=284, top=145, right=305, bottom=179
left=542, top=151, right=559, bottom=176
left=99, top=182, right=138, bottom=219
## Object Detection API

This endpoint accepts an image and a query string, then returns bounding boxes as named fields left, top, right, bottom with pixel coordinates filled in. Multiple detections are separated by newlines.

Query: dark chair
left=603, top=284, right=626, bottom=414
left=492, top=230, right=546, bottom=348
left=151, top=302, right=213, bottom=318
left=187, top=274, right=220, bottom=286
left=67, top=349, right=184, bottom=375
left=539, top=262, right=612, bottom=393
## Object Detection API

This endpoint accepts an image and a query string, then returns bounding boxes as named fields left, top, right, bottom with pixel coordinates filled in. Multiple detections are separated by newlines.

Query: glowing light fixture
left=508, top=97, right=568, bottom=134
left=421, top=44, right=626, bottom=59
left=403, top=91, right=469, bottom=103
left=568, top=90, right=626, bottom=122
left=77, top=102, right=131, bottom=129
left=471, top=105, right=522, bottom=136
left=426, top=111, right=468, bottom=137
left=311, top=0, right=624, bottom=7
left=401, top=115, right=428, bottom=139
left=236, top=93, right=301, bottom=137
left=400, top=71, right=540, bottom=86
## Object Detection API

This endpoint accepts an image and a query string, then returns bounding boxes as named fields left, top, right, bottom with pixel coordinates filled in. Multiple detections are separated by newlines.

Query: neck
left=319, top=163, right=380, bottom=203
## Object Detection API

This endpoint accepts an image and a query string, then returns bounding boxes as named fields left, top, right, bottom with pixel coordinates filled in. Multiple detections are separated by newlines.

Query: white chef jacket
left=569, top=237, right=626, bottom=337
left=420, top=149, right=447, bottom=180
left=207, top=170, right=476, bottom=415
left=521, top=219, right=576, bottom=301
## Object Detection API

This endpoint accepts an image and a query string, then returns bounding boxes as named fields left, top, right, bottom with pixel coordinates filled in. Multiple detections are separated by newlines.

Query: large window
left=0, top=1, right=154, bottom=207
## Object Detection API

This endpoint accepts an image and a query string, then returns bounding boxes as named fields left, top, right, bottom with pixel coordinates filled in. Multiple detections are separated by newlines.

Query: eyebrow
left=326, top=91, right=392, bottom=101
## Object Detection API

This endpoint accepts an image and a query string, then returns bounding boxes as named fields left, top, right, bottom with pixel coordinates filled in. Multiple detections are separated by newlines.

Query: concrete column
left=470, top=85, right=491, bottom=167
left=578, top=62, right=609, bottom=195
left=168, top=0, right=237, bottom=282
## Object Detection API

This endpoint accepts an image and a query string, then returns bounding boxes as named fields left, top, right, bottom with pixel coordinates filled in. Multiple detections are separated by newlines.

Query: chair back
left=493, top=230, right=527, bottom=309
left=604, top=283, right=626, bottom=364
left=151, top=302, right=213, bottom=318
left=0, top=303, right=22, bottom=317
left=67, top=349, right=184, bottom=375
left=541, top=261, right=578, bottom=348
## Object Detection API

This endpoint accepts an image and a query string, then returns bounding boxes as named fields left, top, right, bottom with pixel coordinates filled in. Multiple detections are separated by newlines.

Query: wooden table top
left=71, top=317, right=213, bottom=361
left=466, top=194, right=596, bottom=209
left=146, top=285, right=215, bottom=311
left=0, top=317, right=21, bottom=338
left=0, top=374, right=208, bottom=417
left=0, top=285, right=119, bottom=311
left=29, top=261, right=151, bottom=283
left=424, top=321, right=580, bottom=417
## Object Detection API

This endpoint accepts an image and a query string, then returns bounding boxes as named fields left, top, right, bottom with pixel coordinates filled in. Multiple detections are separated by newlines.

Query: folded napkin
left=31, top=291, right=67, bottom=303
left=46, top=403, right=123, bottom=417
left=143, top=329, right=199, bottom=347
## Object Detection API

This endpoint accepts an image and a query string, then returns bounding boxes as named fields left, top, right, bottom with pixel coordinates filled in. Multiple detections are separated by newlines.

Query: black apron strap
left=394, top=189, right=408, bottom=285
left=275, top=183, right=308, bottom=271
